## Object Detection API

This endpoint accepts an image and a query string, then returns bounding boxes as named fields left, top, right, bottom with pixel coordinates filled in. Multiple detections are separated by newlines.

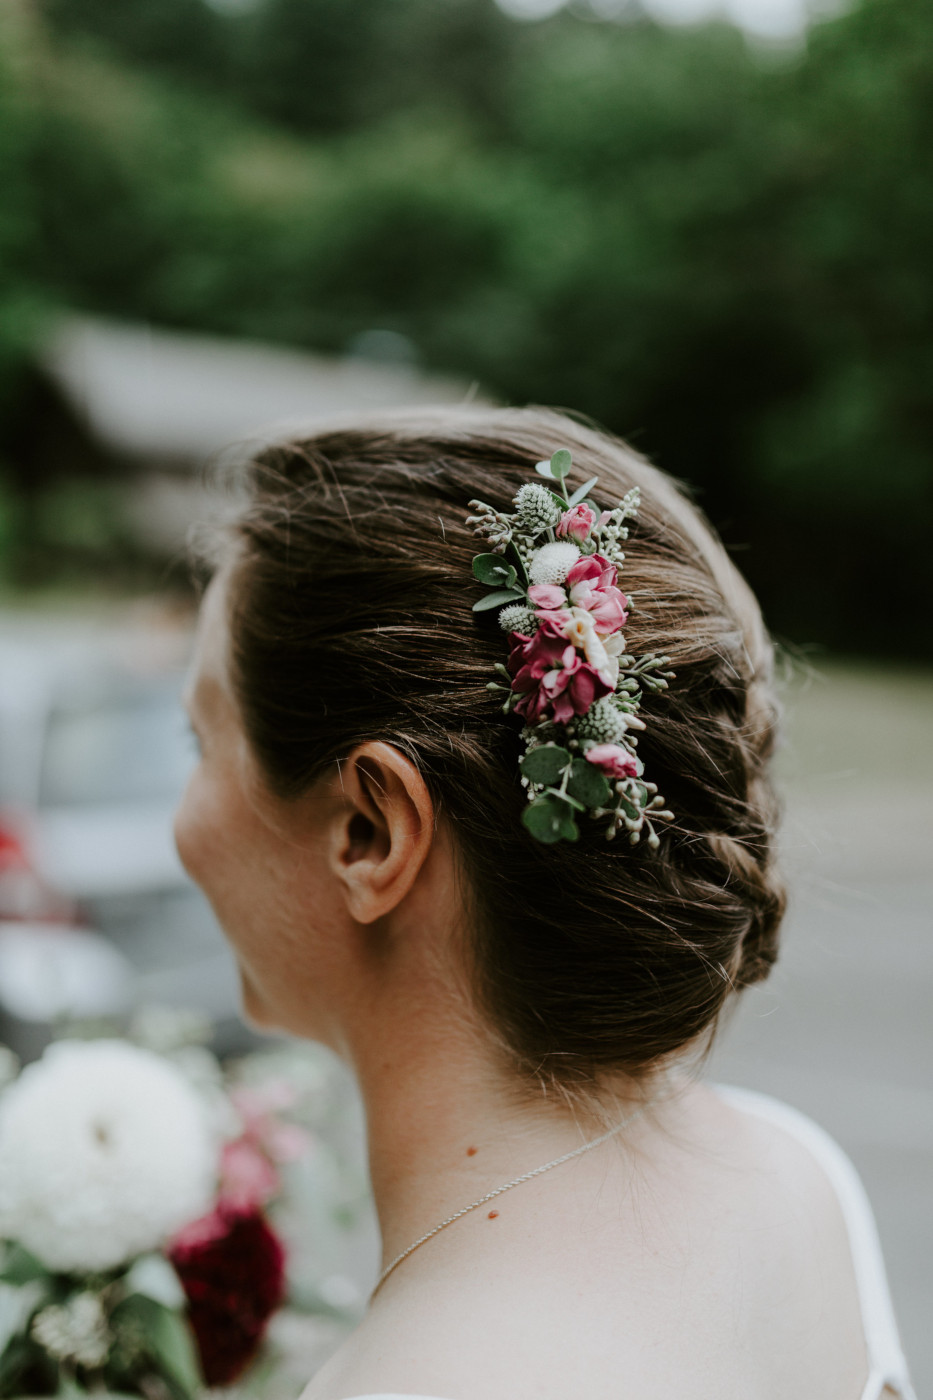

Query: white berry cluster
left=499, top=603, right=538, bottom=634
left=598, top=488, right=641, bottom=565
left=514, top=482, right=560, bottom=534
left=573, top=697, right=628, bottom=744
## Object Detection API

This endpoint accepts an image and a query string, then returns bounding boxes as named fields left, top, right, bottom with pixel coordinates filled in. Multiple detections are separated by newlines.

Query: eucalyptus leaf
left=534, top=458, right=555, bottom=479
left=0, top=1332, right=47, bottom=1393
left=472, top=588, right=525, bottom=612
left=549, top=449, right=572, bottom=480
left=520, top=745, right=570, bottom=785
left=566, top=475, right=600, bottom=508
left=472, top=553, right=515, bottom=587
left=522, top=797, right=580, bottom=844
left=0, top=1244, right=48, bottom=1287
left=566, top=759, right=612, bottom=807
left=619, top=797, right=641, bottom=822
left=544, top=787, right=585, bottom=811
left=114, top=1296, right=201, bottom=1400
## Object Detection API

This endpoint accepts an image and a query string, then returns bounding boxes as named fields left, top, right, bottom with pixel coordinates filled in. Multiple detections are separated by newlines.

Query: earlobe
left=331, top=743, right=434, bottom=924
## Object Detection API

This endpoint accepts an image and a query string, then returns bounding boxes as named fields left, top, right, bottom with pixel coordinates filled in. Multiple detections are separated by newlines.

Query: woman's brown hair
left=218, top=406, right=785, bottom=1092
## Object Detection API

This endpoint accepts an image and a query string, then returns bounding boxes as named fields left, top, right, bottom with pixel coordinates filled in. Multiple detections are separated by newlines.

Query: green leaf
left=566, top=759, right=612, bottom=807
left=124, top=1254, right=185, bottom=1309
left=520, top=745, right=570, bottom=785
left=473, top=553, right=516, bottom=588
left=549, top=449, right=573, bottom=480
left=566, top=475, right=599, bottom=508
left=114, top=1296, right=201, bottom=1400
left=619, top=796, right=641, bottom=822
left=0, top=1244, right=49, bottom=1287
left=56, top=1374, right=87, bottom=1399
left=522, top=797, right=580, bottom=844
left=472, top=587, right=525, bottom=612
left=543, top=787, right=585, bottom=810
left=534, top=458, right=555, bottom=479
left=0, top=1331, right=49, bottom=1393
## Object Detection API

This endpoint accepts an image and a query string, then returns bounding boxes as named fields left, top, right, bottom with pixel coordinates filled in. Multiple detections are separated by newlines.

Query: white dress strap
left=714, top=1085, right=917, bottom=1400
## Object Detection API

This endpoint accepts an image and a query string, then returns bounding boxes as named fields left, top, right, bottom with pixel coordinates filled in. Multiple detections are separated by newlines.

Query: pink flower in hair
left=585, top=744, right=639, bottom=780
left=527, top=583, right=567, bottom=610
left=556, top=503, right=597, bottom=544
left=565, top=554, right=629, bottom=636
left=508, top=615, right=614, bottom=724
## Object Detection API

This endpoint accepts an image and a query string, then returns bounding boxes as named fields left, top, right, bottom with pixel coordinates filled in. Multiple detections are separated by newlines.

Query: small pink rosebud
left=556, top=503, right=597, bottom=544
left=584, top=744, right=639, bottom=780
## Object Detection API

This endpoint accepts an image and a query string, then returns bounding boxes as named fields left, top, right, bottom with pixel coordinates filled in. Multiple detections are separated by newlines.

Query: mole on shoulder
left=466, top=1146, right=478, bottom=1156
left=488, top=1210, right=499, bottom=1219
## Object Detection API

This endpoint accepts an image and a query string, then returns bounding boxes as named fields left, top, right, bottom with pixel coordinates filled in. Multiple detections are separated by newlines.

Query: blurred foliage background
left=0, top=0, right=931, bottom=655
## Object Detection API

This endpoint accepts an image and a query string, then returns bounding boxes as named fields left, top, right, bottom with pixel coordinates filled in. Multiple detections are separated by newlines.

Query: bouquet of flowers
left=0, top=1014, right=357, bottom=1399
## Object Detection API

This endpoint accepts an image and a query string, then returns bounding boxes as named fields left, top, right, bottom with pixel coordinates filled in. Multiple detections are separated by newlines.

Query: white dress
left=341, top=1087, right=917, bottom=1400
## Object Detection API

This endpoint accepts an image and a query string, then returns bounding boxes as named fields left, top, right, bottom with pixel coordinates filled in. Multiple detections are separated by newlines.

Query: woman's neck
left=346, top=985, right=651, bottom=1279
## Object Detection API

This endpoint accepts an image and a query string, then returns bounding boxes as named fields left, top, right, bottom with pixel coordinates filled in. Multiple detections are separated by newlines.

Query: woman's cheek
left=173, top=765, right=224, bottom=889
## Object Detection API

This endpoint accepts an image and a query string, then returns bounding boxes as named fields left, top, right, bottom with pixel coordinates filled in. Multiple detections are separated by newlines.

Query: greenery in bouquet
left=0, top=1013, right=361, bottom=1398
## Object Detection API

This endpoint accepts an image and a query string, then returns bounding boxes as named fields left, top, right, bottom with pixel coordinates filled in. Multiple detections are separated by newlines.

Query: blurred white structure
left=35, top=315, right=484, bottom=554
left=0, top=923, right=133, bottom=1023
left=41, top=316, right=479, bottom=470
left=496, top=0, right=846, bottom=42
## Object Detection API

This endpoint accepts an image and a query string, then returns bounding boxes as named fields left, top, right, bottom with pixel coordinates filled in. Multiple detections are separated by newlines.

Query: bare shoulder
left=302, top=1086, right=870, bottom=1400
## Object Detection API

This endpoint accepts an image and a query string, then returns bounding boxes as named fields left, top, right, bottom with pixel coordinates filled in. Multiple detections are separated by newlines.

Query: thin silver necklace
left=372, top=1100, right=650, bottom=1295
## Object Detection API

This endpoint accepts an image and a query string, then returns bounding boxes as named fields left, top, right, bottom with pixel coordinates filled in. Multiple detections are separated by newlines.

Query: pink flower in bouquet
left=203, top=1078, right=315, bottom=1215
left=585, top=744, right=639, bottom=780
left=556, top=503, right=597, bottom=543
left=565, top=554, right=629, bottom=635
left=219, top=1137, right=281, bottom=1213
left=230, top=1081, right=313, bottom=1165
left=509, top=615, right=614, bottom=724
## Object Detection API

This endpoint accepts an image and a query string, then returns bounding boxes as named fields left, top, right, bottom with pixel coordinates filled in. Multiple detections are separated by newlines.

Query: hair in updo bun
left=220, top=406, right=786, bottom=1090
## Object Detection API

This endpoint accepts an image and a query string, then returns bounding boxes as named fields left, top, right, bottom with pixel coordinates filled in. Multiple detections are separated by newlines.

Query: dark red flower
left=168, top=1208, right=286, bottom=1387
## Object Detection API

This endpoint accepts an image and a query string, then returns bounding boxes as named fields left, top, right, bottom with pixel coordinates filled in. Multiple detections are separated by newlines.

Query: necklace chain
left=372, top=1100, right=649, bottom=1295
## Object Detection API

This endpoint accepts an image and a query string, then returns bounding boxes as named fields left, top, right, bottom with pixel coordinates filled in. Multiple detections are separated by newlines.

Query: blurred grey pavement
left=708, top=660, right=933, bottom=1392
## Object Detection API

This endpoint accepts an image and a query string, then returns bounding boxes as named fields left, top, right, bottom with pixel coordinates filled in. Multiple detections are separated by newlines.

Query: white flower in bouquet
left=0, top=1039, right=217, bottom=1272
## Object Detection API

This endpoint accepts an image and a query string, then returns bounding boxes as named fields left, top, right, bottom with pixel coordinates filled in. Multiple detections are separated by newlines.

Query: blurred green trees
left=1, top=0, right=931, bottom=652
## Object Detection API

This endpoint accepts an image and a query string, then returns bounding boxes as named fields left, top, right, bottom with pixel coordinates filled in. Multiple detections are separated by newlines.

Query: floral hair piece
left=468, top=449, right=675, bottom=847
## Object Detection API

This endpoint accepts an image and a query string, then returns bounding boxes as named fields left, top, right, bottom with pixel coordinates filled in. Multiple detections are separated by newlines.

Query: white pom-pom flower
left=528, top=542, right=580, bottom=586
left=0, top=1039, right=217, bottom=1272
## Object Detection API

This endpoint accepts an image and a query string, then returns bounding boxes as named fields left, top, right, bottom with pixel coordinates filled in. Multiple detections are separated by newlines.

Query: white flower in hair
left=528, top=541, right=580, bottom=586
left=562, top=607, right=610, bottom=673
left=0, top=1039, right=217, bottom=1271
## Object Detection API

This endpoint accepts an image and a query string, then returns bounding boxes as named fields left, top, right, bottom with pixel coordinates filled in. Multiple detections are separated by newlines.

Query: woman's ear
left=329, top=742, right=435, bottom=924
